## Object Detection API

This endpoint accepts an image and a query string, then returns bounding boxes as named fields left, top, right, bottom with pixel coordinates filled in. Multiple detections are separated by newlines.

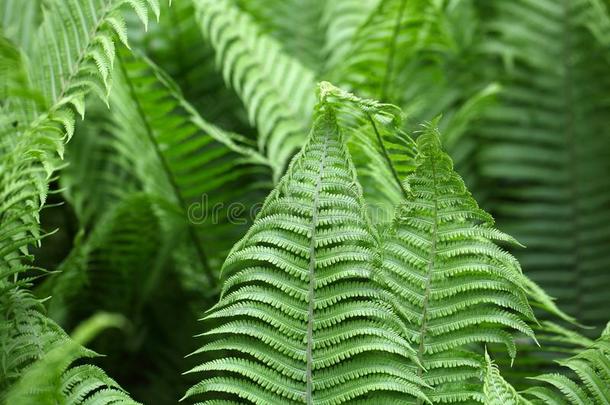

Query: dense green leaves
left=2, top=1, right=610, bottom=404
left=185, top=100, right=427, bottom=404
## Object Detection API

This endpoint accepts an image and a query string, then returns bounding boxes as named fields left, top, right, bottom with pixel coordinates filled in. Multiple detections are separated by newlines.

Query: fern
left=321, top=0, right=380, bottom=75
left=482, top=350, right=532, bottom=405
left=0, top=0, right=159, bottom=402
left=184, top=92, right=428, bottom=404
left=521, top=323, right=610, bottom=404
left=235, top=0, right=326, bottom=72
left=377, top=122, right=540, bottom=402
left=4, top=313, right=140, bottom=405
left=109, top=50, right=272, bottom=278
left=475, top=0, right=610, bottom=330
left=193, top=0, right=317, bottom=178
left=485, top=323, right=610, bottom=404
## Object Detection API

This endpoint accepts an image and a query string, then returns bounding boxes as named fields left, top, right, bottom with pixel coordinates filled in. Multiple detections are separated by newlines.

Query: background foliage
left=1, top=0, right=610, bottom=403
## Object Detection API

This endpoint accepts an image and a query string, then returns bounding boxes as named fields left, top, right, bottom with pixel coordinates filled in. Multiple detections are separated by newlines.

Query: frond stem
left=305, top=120, right=328, bottom=404
left=416, top=150, right=438, bottom=404
left=366, top=113, right=409, bottom=199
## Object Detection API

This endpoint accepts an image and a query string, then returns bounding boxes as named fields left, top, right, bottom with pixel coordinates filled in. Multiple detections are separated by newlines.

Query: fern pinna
left=185, top=98, right=428, bottom=404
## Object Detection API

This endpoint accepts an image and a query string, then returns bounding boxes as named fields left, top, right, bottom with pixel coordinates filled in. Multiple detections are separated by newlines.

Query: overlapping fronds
left=59, top=100, right=140, bottom=228
left=379, top=122, right=538, bottom=402
left=318, top=82, right=417, bottom=224
left=193, top=0, right=317, bottom=178
left=40, top=193, right=161, bottom=323
left=475, top=0, right=610, bottom=330
left=521, top=324, right=610, bottom=404
left=321, top=0, right=380, bottom=74
left=184, top=98, right=428, bottom=404
left=0, top=0, right=159, bottom=271
left=0, top=1, right=158, bottom=402
left=109, top=50, right=272, bottom=279
left=131, top=0, right=250, bottom=132
left=4, top=313, right=140, bottom=405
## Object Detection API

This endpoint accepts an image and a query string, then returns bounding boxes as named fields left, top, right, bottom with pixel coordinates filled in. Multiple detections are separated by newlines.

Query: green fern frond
left=108, top=50, right=272, bottom=279
left=482, top=350, right=532, bottom=405
left=321, top=0, right=380, bottom=74
left=475, top=0, right=610, bottom=330
left=379, top=122, right=538, bottom=402
left=4, top=312, right=140, bottom=405
left=185, top=97, right=428, bottom=404
left=317, top=82, right=417, bottom=223
left=333, top=0, right=452, bottom=101
left=39, top=193, right=161, bottom=323
left=193, top=0, right=317, bottom=178
left=235, top=0, right=326, bottom=71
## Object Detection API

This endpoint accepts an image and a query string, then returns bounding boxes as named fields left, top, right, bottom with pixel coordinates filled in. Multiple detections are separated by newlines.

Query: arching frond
left=108, top=50, right=272, bottom=280
left=0, top=1, right=159, bottom=403
left=193, top=0, right=317, bottom=178
left=131, top=0, right=251, bottom=133
left=184, top=97, right=428, bottom=404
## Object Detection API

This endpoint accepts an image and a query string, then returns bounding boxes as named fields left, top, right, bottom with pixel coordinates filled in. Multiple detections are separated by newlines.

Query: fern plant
left=2, top=0, right=610, bottom=404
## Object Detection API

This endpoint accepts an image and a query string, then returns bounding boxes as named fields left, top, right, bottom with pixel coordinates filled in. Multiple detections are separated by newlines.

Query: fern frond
left=321, top=0, right=380, bottom=74
left=185, top=97, right=428, bottom=404
left=379, top=121, right=538, bottom=402
left=482, top=350, right=532, bottom=405
left=193, top=0, right=317, bottom=179
left=108, top=50, right=272, bottom=279
left=317, top=82, right=417, bottom=224
left=332, top=0, right=452, bottom=102
left=235, top=0, right=326, bottom=71
left=475, top=0, right=610, bottom=330
left=39, top=193, right=161, bottom=323
left=4, top=312, right=140, bottom=405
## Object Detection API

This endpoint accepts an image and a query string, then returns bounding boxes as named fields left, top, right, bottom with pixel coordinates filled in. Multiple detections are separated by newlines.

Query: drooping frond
left=131, top=0, right=251, bottom=133
left=184, top=97, right=428, bottom=404
left=475, top=0, right=610, bottom=331
left=108, top=50, right=272, bottom=279
left=193, top=0, right=317, bottom=178
left=379, top=122, right=538, bottom=403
